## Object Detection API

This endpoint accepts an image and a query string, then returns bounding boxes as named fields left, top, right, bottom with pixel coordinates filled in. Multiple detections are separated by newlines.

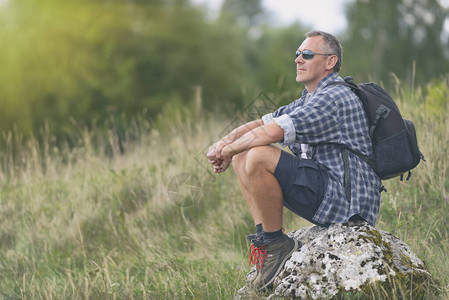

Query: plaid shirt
left=262, top=72, right=382, bottom=226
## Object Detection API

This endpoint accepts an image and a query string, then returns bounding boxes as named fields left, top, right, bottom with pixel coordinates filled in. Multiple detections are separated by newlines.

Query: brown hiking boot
left=249, top=234, right=300, bottom=292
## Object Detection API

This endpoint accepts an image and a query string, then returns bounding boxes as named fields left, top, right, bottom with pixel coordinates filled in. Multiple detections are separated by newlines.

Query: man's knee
left=245, top=146, right=281, bottom=176
left=232, top=150, right=248, bottom=175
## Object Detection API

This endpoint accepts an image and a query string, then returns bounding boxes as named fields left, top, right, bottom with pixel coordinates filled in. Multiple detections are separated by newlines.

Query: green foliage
left=0, top=0, right=254, bottom=137
left=220, top=0, right=265, bottom=26
left=1, top=0, right=448, bottom=140
left=342, top=0, right=449, bottom=86
left=424, top=76, right=449, bottom=118
left=252, top=23, right=308, bottom=95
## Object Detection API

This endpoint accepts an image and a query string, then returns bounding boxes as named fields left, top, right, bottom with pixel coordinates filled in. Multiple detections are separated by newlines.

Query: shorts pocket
left=292, top=160, right=320, bottom=205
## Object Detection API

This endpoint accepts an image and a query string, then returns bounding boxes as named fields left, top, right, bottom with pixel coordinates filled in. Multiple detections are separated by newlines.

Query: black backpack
left=330, top=77, right=425, bottom=182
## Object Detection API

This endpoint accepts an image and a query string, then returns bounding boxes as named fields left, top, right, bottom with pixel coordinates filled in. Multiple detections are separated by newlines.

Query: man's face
left=295, top=36, right=333, bottom=92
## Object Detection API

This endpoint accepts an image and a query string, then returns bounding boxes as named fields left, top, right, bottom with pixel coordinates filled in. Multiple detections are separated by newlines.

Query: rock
left=236, top=221, right=437, bottom=299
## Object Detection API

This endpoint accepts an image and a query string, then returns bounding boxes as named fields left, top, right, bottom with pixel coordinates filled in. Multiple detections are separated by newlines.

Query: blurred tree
left=219, top=0, right=265, bottom=27
left=342, top=0, right=449, bottom=86
left=217, top=0, right=310, bottom=105
left=14, top=0, right=449, bottom=141
left=251, top=23, right=309, bottom=101
left=0, top=0, right=251, bottom=137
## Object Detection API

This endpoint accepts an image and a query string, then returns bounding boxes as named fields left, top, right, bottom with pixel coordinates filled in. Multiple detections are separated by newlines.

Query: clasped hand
left=207, top=140, right=233, bottom=173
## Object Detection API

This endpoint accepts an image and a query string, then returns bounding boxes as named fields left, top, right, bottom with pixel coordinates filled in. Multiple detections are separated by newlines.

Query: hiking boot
left=246, top=233, right=262, bottom=243
left=249, top=234, right=301, bottom=292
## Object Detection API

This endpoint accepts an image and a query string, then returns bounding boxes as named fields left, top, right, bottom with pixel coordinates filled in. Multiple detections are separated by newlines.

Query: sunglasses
left=295, top=50, right=333, bottom=60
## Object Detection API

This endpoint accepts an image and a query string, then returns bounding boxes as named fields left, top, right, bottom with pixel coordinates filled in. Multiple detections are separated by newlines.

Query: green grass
left=0, top=81, right=448, bottom=299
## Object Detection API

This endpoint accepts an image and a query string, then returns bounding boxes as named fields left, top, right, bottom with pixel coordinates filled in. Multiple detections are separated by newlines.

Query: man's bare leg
left=234, top=146, right=299, bottom=291
left=233, top=150, right=262, bottom=225
left=233, top=146, right=283, bottom=232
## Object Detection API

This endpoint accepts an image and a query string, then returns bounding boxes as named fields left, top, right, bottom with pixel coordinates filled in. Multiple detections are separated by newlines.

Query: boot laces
left=249, top=244, right=267, bottom=270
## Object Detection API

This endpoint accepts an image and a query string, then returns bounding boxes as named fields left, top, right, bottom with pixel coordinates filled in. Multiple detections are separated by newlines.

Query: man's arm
left=207, top=119, right=263, bottom=164
left=222, top=119, right=264, bottom=144
left=212, top=121, right=284, bottom=173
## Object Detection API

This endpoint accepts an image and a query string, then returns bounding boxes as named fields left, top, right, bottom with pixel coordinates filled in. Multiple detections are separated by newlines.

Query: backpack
left=329, top=76, right=425, bottom=182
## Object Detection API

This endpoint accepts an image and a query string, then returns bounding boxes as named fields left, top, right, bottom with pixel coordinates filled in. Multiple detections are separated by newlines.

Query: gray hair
left=306, top=30, right=343, bottom=73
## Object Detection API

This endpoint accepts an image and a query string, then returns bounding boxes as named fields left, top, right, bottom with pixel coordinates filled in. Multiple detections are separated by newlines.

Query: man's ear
left=326, top=55, right=338, bottom=71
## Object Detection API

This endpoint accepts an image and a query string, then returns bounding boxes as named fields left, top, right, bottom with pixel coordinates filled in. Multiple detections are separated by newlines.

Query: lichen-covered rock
left=236, top=221, right=436, bottom=299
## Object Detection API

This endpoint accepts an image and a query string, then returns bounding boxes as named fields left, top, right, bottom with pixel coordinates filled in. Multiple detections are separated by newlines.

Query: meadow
left=0, top=78, right=448, bottom=299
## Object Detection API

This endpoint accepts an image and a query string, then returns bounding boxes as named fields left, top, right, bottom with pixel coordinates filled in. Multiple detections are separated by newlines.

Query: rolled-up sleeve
left=261, top=113, right=274, bottom=125
left=273, top=114, right=296, bottom=146
left=262, top=113, right=296, bottom=146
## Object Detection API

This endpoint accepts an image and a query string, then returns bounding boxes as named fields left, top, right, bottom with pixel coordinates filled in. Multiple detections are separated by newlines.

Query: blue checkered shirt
left=262, top=72, right=382, bottom=226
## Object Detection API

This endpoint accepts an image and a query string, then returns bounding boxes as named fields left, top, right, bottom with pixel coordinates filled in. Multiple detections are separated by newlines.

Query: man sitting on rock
left=207, top=30, right=382, bottom=292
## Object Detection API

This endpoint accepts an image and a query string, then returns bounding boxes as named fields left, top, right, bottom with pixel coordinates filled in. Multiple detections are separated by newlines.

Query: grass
left=0, top=79, right=448, bottom=299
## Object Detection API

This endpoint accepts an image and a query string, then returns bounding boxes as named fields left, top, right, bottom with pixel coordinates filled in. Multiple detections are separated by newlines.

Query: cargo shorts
left=274, top=150, right=329, bottom=226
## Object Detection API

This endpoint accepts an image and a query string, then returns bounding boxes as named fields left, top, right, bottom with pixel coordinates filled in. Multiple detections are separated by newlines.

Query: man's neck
left=305, top=71, right=335, bottom=93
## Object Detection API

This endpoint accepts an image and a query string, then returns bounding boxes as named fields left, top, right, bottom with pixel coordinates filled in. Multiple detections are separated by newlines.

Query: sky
left=191, top=0, right=352, bottom=34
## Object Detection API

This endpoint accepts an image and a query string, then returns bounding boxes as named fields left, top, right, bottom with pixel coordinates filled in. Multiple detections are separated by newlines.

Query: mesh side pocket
left=375, top=129, right=413, bottom=178
left=403, top=119, right=422, bottom=169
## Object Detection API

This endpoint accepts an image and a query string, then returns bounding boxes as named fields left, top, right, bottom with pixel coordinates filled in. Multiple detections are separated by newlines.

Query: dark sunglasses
left=295, top=50, right=333, bottom=60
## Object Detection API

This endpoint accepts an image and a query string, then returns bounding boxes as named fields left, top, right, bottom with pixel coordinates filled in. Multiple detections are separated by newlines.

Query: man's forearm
left=223, top=122, right=284, bottom=156
left=221, top=119, right=264, bottom=144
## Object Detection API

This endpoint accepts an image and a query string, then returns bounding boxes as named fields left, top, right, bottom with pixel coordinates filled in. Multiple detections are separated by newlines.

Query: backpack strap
left=327, top=76, right=358, bottom=91
left=345, top=147, right=376, bottom=170
left=341, top=147, right=352, bottom=203
left=328, top=77, right=376, bottom=134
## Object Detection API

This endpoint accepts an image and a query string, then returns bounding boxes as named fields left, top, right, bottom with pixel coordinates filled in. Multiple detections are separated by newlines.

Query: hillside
left=0, top=80, right=448, bottom=299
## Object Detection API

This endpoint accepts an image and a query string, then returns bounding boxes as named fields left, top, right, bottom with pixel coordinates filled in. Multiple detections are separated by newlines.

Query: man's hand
left=207, top=140, right=227, bottom=166
left=213, top=145, right=235, bottom=173
left=207, top=121, right=284, bottom=173
left=207, top=140, right=234, bottom=173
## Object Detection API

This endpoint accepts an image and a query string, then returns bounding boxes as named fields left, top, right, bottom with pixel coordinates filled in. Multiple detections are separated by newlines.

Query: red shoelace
left=249, top=244, right=267, bottom=270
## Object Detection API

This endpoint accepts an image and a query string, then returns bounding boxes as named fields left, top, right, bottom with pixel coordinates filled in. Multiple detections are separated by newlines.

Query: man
left=207, top=30, right=382, bottom=291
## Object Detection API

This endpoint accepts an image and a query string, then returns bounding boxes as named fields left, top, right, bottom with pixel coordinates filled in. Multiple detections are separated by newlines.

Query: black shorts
left=274, top=151, right=329, bottom=226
